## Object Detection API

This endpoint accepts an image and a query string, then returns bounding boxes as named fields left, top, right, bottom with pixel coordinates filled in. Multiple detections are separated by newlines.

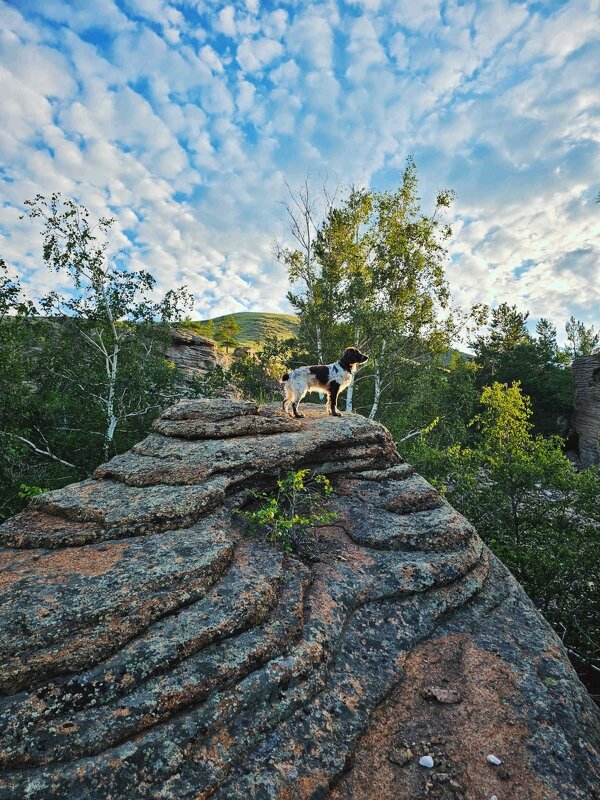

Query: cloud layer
left=1, top=0, right=599, bottom=336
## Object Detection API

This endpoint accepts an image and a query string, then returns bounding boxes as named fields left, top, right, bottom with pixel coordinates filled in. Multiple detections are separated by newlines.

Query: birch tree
left=24, top=194, right=193, bottom=460
left=288, top=159, right=457, bottom=421
left=277, top=178, right=341, bottom=362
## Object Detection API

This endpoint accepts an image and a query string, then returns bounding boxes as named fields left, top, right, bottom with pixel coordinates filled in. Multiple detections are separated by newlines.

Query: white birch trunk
left=345, top=330, right=360, bottom=412
left=368, top=338, right=386, bottom=420
left=315, top=323, right=323, bottom=363
left=99, top=278, right=121, bottom=460
left=103, top=345, right=119, bottom=459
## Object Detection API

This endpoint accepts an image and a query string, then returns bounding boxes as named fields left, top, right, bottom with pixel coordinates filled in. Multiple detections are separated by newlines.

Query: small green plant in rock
left=239, top=469, right=337, bottom=553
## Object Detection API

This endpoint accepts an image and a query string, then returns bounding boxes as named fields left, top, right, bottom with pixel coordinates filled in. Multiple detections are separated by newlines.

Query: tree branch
left=2, top=432, right=76, bottom=468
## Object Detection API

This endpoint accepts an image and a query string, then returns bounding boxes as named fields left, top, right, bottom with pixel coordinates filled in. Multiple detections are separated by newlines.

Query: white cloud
left=215, top=5, right=236, bottom=37
left=236, top=37, right=284, bottom=72
left=287, top=11, right=334, bottom=70
left=345, top=16, right=387, bottom=82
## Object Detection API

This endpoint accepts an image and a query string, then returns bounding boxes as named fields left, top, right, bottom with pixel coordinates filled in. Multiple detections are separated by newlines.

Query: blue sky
left=1, top=0, right=599, bottom=339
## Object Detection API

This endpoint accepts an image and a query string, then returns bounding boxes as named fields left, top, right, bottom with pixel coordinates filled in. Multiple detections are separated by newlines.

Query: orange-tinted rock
left=0, top=400, right=597, bottom=799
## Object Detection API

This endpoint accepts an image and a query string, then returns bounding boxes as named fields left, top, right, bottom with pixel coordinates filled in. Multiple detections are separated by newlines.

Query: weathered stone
left=165, top=329, right=223, bottom=379
left=159, top=398, right=258, bottom=421
left=420, top=686, right=462, bottom=704
left=572, top=354, right=600, bottom=467
left=0, top=399, right=597, bottom=799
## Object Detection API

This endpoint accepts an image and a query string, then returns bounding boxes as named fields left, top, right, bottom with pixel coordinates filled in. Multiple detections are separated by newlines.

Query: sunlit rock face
left=166, top=328, right=224, bottom=379
left=0, top=400, right=598, bottom=800
left=573, top=354, right=600, bottom=468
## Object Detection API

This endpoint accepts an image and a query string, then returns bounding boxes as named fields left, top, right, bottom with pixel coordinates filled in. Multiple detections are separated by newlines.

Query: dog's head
left=341, top=347, right=369, bottom=367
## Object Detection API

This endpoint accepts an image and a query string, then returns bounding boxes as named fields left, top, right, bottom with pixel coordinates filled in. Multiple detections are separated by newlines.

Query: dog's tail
left=282, top=372, right=290, bottom=382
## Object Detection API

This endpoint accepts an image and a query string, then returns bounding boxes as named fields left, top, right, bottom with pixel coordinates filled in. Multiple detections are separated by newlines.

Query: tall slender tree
left=23, top=193, right=193, bottom=459
left=284, top=159, right=457, bottom=421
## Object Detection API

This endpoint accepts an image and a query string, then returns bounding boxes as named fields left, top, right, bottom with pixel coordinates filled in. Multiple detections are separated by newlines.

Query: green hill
left=197, top=312, right=299, bottom=348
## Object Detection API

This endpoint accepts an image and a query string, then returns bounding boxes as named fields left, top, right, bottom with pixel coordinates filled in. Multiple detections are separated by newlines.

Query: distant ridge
left=198, top=311, right=298, bottom=347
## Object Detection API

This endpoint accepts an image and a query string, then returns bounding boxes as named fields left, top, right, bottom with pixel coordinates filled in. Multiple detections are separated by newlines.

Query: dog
left=282, top=347, right=369, bottom=418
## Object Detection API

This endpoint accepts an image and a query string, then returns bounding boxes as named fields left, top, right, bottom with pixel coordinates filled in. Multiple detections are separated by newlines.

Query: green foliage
left=239, top=469, right=337, bottom=553
left=198, top=312, right=298, bottom=348
left=565, top=315, right=600, bottom=358
left=17, top=484, right=46, bottom=501
left=472, top=305, right=574, bottom=435
left=215, top=314, right=242, bottom=352
left=228, top=335, right=302, bottom=402
left=281, top=160, right=480, bottom=420
left=429, top=382, right=600, bottom=673
left=385, top=353, right=481, bottom=474
left=178, top=317, right=216, bottom=339
left=0, top=196, right=193, bottom=521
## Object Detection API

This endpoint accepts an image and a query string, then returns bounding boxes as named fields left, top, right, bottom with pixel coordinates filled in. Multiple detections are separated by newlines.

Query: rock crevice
left=0, top=400, right=598, bottom=799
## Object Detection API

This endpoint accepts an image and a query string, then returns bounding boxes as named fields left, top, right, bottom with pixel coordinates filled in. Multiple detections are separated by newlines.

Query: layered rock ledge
left=0, top=400, right=598, bottom=799
left=166, top=329, right=224, bottom=380
left=573, top=354, right=600, bottom=468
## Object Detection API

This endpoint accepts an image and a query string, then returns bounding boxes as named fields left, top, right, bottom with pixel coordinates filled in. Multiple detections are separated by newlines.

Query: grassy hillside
left=199, top=312, right=299, bottom=347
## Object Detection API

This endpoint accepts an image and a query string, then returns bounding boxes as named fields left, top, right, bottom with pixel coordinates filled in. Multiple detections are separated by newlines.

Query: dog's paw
left=331, top=411, right=342, bottom=417
left=294, top=412, right=305, bottom=419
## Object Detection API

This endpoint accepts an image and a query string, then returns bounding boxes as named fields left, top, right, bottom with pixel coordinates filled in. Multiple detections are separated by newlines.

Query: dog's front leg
left=328, top=381, right=341, bottom=416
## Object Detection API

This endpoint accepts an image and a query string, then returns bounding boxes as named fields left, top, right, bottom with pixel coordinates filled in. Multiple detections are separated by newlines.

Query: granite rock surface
left=166, top=329, right=224, bottom=380
left=0, top=400, right=598, bottom=799
left=573, top=354, right=600, bottom=467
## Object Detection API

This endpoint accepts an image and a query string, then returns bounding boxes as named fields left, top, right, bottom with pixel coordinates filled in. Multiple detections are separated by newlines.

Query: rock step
left=159, top=398, right=259, bottom=421
left=0, top=511, right=104, bottom=549
left=153, top=406, right=302, bottom=439
left=0, top=559, right=309, bottom=771
left=0, top=539, right=282, bottom=750
left=0, top=515, right=233, bottom=694
left=333, top=490, right=475, bottom=551
left=25, top=478, right=228, bottom=542
left=95, top=420, right=399, bottom=488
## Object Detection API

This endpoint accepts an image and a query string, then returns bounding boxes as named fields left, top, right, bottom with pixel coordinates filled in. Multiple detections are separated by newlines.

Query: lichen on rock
left=0, top=400, right=598, bottom=799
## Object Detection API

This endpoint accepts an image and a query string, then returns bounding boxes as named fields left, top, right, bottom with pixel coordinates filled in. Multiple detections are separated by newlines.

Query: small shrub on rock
left=239, top=468, right=337, bottom=553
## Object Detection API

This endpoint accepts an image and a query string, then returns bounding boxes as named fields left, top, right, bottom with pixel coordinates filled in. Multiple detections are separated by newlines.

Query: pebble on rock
left=487, top=754, right=502, bottom=766
left=419, top=755, right=434, bottom=768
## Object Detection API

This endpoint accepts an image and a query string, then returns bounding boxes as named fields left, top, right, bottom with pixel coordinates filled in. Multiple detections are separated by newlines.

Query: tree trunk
left=368, top=339, right=386, bottom=420
left=103, top=343, right=119, bottom=460
left=345, top=329, right=360, bottom=412
left=315, top=322, right=323, bottom=363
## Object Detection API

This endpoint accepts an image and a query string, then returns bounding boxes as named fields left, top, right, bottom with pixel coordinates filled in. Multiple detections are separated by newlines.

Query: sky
left=1, top=0, right=599, bottom=340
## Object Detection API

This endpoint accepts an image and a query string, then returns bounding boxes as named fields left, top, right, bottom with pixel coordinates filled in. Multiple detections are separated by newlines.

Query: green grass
left=198, top=312, right=299, bottom=348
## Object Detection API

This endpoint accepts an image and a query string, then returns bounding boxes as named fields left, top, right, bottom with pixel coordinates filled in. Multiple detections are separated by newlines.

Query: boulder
left=573, top=354, right=600, bottom=467
left=0, top=401, right=598, bottom=799
left=166, top=328, right=225, bottom=379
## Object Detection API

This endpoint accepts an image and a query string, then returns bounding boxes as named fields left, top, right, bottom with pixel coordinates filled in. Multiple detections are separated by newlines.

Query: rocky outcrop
left=166, top=328, right=225, bottom=380
left=0, top=401, right=598, bottom=799
left=573, top=354, right=600, bottom=467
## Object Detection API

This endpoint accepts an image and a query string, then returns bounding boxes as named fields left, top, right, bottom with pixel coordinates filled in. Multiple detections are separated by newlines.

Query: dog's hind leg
left=291, top=389, right=307, bottom=419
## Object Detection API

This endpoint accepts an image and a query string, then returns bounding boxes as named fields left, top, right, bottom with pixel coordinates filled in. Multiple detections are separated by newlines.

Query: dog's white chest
left=332, top=364, right=352, bottom=388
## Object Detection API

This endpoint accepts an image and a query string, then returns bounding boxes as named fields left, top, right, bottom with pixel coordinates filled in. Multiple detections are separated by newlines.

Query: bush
left=428, top=382, right=600, bottom=676
left=239, top=469, right=337, bottom=553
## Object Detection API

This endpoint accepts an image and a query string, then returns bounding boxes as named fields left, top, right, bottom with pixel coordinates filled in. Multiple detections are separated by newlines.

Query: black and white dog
left=282, top=347, right=369, bottom=418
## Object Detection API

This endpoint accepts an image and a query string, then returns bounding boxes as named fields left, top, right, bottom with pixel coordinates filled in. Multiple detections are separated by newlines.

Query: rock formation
left=166, top=328, right=225, bottom=380
left=0, top=400, right=598, bottom=800
left=573, top=354, right=600, bottom=468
